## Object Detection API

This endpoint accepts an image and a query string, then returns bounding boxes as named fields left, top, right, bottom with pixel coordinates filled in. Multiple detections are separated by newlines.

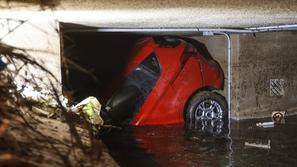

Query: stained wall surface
left=0, top=16, right=61, bottom=92
left=196, top=31, right=297, bottom=119
left=0, top=0, right=297, bottom=28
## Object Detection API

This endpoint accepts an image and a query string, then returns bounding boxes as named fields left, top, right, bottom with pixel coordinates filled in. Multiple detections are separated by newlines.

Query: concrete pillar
left=0, top=14, right=61, bottom=93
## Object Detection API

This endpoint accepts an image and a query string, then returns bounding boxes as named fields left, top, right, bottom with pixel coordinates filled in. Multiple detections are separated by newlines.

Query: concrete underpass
left=1, top=1, right=297, bottom=167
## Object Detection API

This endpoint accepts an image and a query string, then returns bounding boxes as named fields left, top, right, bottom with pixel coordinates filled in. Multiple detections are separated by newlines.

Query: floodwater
left=101, top=116, right=297, bottom=167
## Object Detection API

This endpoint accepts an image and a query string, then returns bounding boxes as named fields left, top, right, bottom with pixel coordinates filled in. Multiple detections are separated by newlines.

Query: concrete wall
left=1, top=0, right=297, bottom=28
left=0, top=16, right=61, bottom=92
left=195, top=31, right=297, bottom=120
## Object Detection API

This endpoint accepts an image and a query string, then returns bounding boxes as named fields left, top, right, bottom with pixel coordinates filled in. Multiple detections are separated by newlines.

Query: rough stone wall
left=195, top=32, right=297, bottom=120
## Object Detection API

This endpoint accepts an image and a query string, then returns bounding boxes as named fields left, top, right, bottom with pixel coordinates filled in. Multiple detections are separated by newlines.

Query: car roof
left=153, top=36, right=214, bottom=60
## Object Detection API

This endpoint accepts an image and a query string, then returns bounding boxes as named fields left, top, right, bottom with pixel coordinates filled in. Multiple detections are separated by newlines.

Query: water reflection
left=132, top=122, right=232, bottom=167
left=101, top=116, right=297, bottom=167
left=184, top=118, right=233, bottom=167
left=186, top=118, right=229, bottom=139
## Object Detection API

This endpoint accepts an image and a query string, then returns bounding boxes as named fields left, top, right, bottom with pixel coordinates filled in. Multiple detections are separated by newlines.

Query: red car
left=104, top=37, right=227, bottom=129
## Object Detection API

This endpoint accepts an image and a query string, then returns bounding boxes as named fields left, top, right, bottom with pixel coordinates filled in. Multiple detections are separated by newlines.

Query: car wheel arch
left=182, top=86, right=223, bottom=121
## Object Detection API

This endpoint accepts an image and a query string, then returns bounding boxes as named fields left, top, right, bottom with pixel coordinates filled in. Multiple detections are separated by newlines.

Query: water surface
left=102, top=116, right=297, bottom=167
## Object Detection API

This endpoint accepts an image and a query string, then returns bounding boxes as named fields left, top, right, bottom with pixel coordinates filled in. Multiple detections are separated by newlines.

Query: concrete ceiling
left=0, top=0, right=297, bottom=28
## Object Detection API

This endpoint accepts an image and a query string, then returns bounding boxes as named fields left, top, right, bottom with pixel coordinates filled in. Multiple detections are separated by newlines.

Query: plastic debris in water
left=256, top=122, right=275, bottom=128
left=245, top=140, right=271, bottom=149
left=71, top=96, right=104, bottom=126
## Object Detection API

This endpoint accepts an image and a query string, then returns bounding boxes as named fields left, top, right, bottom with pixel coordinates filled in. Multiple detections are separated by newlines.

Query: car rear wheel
left=185, top=91, right=228, bottom=137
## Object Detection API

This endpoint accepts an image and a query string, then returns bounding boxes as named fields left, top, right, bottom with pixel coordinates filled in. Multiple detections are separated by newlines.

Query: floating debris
left=71, top=96, right=104, bottom=126
left=256, top=122, right=275, bottom=128
left=271, top=111, right=286, bottom=124
left=244, top=140, right=271, bottom=149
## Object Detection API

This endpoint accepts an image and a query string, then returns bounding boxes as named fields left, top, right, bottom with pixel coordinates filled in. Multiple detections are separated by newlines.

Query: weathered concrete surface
left=0, top=16, right=61, bottom=91
left=0, top=0, right=297, bottom=28
left=236, top=32, right=297, bottom=119
left=195, top=31, right=297, bottom=120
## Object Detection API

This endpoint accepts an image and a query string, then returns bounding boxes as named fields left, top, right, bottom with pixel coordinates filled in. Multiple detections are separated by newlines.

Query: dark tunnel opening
left=60, top=24, right=219, bottom=106
left=61, top=25, right=146, bottom=104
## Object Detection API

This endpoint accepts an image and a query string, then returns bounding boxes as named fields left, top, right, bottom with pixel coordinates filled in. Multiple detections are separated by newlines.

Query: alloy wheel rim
left=194, top=99, right=223, bottom=120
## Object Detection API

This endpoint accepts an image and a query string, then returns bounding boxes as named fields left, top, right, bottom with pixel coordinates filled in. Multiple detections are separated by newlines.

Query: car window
left=140, top=52, right=161, bottom=76
left=124, top=52, right=161, bottom=118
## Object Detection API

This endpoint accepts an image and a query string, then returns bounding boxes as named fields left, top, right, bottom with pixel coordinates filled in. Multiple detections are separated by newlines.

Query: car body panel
left=113, top=37, right=224, bottom=126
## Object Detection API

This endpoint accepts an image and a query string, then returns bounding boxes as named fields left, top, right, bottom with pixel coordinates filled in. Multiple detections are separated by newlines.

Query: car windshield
left=124, top=52, right=161, bottom=118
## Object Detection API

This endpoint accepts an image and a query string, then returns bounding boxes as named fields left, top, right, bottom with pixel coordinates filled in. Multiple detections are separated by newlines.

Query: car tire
left=185, top=91, right=228, bottom=137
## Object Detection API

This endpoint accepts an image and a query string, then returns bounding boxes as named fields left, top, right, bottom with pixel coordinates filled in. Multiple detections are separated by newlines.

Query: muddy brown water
left=101, top=116, right=297, bottom=167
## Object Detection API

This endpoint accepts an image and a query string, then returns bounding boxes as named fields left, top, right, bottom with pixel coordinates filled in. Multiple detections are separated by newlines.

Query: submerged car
left=104, top=37, right=227, bottom=131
